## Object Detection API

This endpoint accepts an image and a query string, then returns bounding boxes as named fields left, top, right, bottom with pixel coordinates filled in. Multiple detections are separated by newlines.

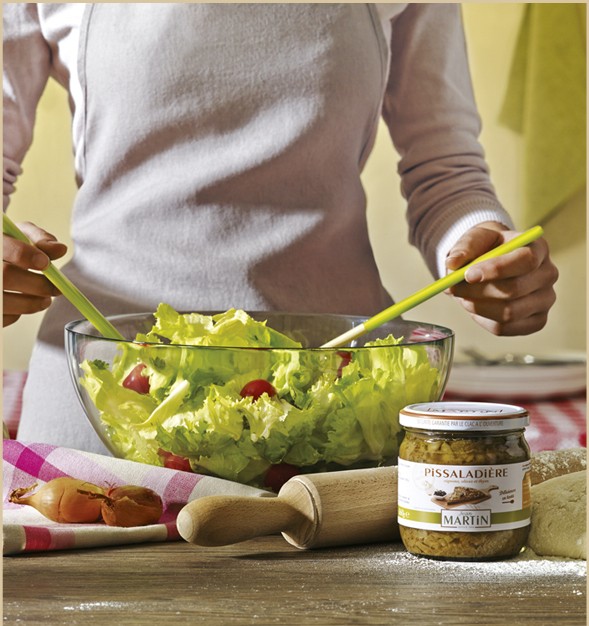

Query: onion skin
left=9, top=478, right=104, bottom=523
left=83, top=485, right=164, bottom=527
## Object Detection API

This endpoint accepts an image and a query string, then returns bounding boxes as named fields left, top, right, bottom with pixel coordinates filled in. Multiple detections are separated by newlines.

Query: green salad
left=80, top=304, right=443, bottom=489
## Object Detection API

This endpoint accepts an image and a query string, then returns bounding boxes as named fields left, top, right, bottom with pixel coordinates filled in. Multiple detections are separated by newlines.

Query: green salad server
left=322, top=225, right=545, bottom=348
left=3, top=213, right=124, bottom=340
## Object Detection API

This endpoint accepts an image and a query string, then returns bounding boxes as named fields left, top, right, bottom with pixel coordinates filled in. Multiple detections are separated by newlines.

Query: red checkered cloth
left=443, top=390, right=586, bottom=452
left=523, top=397, right=587, bottom=451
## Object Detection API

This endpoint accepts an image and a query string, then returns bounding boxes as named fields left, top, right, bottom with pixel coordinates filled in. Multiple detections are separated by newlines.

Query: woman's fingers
left=3, top=232, right=50, bottom=270
left=445, top=222, right=507, bottom=271
left=3, top=263, right=61, bottom=324
left=445, top=223, right=559, bottom=336
left=452, top=286, right=556, bottom=335
left=7, top=221, right=68, bottom=263
left=3, top=264, right=61, bottom=297
left=3, top=220, right=68, bottom=326
left=3, top=291, right=53, bottom=318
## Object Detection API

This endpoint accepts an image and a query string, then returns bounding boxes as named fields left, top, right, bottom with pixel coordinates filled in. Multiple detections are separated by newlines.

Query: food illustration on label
left=432, top=485, right=499, bottom=508
left=398, top=458, right=531, bottom=535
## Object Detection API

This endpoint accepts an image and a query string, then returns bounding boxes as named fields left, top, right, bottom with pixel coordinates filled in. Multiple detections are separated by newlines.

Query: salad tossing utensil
left=321, top=225, right=544, bottom=348
left=3, top=213, right=124, bottom=340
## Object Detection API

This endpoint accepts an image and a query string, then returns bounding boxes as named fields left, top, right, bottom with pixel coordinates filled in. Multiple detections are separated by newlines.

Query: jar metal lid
left=400, top=401, right=529, bottom=431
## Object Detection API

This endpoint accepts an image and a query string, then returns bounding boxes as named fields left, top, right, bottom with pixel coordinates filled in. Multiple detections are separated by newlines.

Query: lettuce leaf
left=80, top=305, right=443, bottom=486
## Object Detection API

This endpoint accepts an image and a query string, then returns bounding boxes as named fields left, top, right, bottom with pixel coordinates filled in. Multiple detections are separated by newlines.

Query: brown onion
left=9, top=478, right=104, bottom=523
left=81, top=485, right=164, bottom=527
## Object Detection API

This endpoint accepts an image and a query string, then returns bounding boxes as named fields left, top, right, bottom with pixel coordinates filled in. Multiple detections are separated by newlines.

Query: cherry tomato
left=579, top=432, right=586, bottom=447
left=263, top=463, right=300, bottom=492
left=240, top=379, right=277, bottom=401
left=157, top=449, right=193, bottom=472
left=336, top=350, right=352, bottom=378
left=122, top=364, right=150, bottom=394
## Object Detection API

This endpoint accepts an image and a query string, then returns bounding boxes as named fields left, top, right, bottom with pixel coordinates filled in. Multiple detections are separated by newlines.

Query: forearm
left=381, top=3, right=513, bottom=278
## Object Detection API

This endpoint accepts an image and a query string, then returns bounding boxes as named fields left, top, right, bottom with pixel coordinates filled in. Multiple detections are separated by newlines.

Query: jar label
left=397, top=458, right=531, bottom=532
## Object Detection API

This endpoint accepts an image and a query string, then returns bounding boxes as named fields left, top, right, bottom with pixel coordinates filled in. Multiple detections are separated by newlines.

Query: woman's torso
left=21, top=3, right=403, bottom=451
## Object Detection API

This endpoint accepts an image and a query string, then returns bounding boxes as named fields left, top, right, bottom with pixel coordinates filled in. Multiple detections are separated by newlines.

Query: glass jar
left=397, top=401, right=531, bottom=561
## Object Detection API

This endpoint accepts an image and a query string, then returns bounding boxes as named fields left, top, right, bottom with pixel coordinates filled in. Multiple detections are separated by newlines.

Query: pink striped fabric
left=3, top=440, right=267, bottom=555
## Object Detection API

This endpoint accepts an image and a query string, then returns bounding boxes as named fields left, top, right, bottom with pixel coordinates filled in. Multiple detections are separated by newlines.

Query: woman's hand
left=3, top=220, right=68, bottom=327
left=445, top=222, right=559, bottom=336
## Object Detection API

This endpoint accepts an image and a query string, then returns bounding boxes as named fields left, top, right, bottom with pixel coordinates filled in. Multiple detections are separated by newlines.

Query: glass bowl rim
left=64, top=310, right=455, bottom=351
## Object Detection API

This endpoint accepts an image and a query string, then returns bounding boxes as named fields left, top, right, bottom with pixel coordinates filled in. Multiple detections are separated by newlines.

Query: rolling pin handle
left=176, top=495, right=306, bottom=547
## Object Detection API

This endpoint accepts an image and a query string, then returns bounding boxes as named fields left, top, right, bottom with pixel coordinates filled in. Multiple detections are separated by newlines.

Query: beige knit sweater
left=4, top=3, right=512, bottom=452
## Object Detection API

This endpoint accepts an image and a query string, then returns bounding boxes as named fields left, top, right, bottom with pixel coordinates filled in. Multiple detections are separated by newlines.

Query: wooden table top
left=3, top=536, right=586, bottom=625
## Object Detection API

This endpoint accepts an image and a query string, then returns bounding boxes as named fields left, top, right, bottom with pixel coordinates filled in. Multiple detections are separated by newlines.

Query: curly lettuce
left=80, top=304, right=444, bottom=486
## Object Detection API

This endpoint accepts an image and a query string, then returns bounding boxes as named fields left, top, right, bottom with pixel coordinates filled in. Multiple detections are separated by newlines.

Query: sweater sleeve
left=381, top=3, right=514, bottom=278
left=3, top=3, right=52, bottom=210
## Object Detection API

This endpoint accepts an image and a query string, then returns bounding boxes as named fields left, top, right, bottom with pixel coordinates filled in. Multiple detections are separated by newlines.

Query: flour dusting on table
left=346, top=543, right=586, bottom=582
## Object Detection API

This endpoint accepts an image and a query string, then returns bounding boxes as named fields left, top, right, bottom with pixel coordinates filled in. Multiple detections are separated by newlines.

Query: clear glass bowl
left=65, top=312, right=454, bottom=491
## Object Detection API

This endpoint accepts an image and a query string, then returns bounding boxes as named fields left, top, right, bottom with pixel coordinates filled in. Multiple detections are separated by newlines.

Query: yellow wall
left=4, top=76, right=76, bottom=370
left=3, top=4, right=586, bottom=371
left=364, top=3, right=586, bottom=360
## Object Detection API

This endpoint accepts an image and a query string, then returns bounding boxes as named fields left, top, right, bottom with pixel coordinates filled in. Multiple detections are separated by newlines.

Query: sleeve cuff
left=416, top=198, right=515, bottom=279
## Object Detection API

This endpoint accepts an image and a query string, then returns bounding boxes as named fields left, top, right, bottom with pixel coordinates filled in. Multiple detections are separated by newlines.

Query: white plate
left=445, top=352, right=587, bottom=400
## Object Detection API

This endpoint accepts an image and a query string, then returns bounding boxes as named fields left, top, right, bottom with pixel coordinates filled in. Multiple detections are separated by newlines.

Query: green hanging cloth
left=499, top=3, right=586, bottom=227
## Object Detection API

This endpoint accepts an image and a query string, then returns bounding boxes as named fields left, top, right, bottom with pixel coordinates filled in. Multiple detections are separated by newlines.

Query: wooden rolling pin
left=176, top=448, right=586, bottom=550
left=176, top=466, right=399, bottom=550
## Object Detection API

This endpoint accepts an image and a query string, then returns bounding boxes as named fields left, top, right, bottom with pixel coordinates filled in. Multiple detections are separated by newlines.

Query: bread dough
left=530, top=448, right=586, bottom=485
left=528, top=470, right=586, bottom=559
